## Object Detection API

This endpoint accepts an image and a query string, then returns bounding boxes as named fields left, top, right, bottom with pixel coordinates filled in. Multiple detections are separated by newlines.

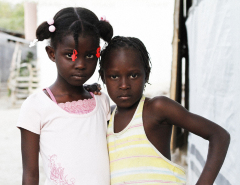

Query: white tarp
left=186, top=0, right=240, bottom=184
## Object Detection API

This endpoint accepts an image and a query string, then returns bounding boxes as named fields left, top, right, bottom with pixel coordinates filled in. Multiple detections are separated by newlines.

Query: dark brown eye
left=86, top=54, right=94, bottom=59
left=130, top=74, right=138, bottom=79
left=66, top=53, right=72, bottom=58
left=111, top=75, right=118, bottom=79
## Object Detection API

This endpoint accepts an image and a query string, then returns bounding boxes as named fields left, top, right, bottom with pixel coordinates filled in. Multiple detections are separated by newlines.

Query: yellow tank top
left=107, top=95, right=186, bottom=185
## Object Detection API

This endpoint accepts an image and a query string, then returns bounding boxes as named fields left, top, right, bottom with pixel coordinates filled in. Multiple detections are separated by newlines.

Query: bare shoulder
left=144, top=96, right=177, bottom=112
left=144, top=95, right=190, bottom=124
left=144, top=96, right=177, bottom=121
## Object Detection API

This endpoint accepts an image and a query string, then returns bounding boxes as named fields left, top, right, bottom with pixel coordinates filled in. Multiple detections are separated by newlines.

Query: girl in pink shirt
left=17, top=7, right=113, bottom=185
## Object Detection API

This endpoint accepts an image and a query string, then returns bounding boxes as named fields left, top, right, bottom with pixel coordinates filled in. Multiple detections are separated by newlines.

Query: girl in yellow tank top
left=99, top=36, right=230, bottom=185
left=108, top=95, right=186, bottom=184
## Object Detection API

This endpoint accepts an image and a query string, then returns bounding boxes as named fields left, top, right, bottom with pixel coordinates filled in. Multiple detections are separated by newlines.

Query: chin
left=69, top=81, right=85, bottom=87
left=71, top=79, right=89, bottom=86
left=115, top=100, right=136, bottom=109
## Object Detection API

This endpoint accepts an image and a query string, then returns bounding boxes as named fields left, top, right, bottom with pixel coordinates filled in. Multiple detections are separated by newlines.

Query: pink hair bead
left=47, top=19, right=54, bottom=25
left=49, top=25, right=56, bottom=32
left=100, top=15, right=109, bottom=23
left=100, top=15, right=106, bottom=21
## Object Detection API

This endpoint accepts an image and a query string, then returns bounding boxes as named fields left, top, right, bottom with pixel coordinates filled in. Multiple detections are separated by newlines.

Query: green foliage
left=20, top=51, right=35, bottom=76
left=20, top=51, right=34, bottom=64
left=19, top=67, right=30, bottom=76
left=0, top=1, right=24, bottom=33
left=27, top=52, right=34, bottom=61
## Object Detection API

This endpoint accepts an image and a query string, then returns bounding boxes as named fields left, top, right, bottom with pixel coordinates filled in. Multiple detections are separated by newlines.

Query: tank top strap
left=45, top=87, right=57, bottom=104
left=134, top=95, right=145, bottom=117
left=129, top=95, right=145, bottom=125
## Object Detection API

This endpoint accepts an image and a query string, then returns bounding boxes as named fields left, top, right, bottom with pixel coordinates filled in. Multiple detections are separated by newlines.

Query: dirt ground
left=0, top=95, right=46, bottom=184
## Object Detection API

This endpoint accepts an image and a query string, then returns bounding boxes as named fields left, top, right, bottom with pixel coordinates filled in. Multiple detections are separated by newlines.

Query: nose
left=119, top=77, right=130, bottom=90
left=74, top=57, right=86, bottom=70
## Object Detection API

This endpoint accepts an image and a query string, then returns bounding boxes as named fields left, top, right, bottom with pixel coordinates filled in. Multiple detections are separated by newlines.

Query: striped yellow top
left=107, top=95, right=186, bottom=185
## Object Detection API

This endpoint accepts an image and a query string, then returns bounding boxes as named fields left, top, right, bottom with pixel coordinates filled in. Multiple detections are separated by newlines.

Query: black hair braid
left=97, top=21, right=113, bottom=43
left=99, top=36, right=152, bottom=83
left=35, top=7, right=114, bottom=49
left=36, top=21, right=52, bottom=41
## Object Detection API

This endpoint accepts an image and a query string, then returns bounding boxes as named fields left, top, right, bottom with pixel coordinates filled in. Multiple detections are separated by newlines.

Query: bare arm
left=153, top=97, right=230, bottom=185
left=20, top=128, right=40, bottom=185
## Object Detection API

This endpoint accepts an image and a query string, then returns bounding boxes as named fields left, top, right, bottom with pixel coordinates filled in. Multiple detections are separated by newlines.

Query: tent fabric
left=186, top=0, right=240, bottom=184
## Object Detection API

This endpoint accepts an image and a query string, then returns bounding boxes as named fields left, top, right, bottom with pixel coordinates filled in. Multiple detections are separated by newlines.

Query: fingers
left=85, top=83, right=102, bottom=95
left=96, top=84, right=101, bottom=95
left=93, top=91, right=102, bottom=95
left=93, top=83, right=101, bottom=91
left=97, top=84, right=101, bottom=91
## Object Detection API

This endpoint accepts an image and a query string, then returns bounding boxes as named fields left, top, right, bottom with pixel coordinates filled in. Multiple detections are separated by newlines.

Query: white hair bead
left=49, top=25, right=56, bottom=32
left=47, top=19, right=54, bottom=25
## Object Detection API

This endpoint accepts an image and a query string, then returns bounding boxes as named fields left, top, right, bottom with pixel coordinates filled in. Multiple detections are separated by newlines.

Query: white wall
left=36, top=0, right=174, bottom=99
left=186, top=0, right=240, bottom=184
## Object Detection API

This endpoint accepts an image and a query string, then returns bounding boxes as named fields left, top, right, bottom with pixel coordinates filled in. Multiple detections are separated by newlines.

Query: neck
left=116, top=97, right=142, bottom=114
left=50, top=76, right=86, bottom=96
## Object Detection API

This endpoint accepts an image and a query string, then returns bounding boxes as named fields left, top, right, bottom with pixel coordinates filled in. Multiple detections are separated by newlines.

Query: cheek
left=105, top=80, right=113, bottom=90
left=90, top=62, right=97, bottom=70
left=105, top=80, right=117, bottom=95
left=86, top=61, right=98, bottom=71
left=133, top=78, right=145, bottom=93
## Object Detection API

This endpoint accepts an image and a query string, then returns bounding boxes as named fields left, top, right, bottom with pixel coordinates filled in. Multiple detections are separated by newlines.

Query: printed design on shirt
left=48, top=154, right=75, bottom=185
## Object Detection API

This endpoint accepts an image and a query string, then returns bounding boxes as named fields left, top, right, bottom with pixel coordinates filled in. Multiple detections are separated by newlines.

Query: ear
left=45, top=46, right=56, bottom=62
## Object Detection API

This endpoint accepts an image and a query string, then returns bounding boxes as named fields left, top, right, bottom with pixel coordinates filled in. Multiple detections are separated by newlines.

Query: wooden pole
left=170, top=0, right=181, bottom=151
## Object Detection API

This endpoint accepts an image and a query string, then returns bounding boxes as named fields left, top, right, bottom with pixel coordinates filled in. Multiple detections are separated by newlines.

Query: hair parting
left=36, top=7, right=113, bottom=49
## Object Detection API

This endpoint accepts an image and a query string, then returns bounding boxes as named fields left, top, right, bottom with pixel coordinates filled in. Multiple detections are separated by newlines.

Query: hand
left=84, top=83, right=101, bottom=95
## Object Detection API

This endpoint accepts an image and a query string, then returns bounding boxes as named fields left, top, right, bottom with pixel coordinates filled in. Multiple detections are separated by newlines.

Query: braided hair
left=36, top=7, right=113, bottom=49
left=99, top=36, right=152, bottom=83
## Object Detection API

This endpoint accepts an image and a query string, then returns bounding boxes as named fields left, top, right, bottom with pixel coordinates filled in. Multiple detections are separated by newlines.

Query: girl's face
left=47, top=34, right=99, bottom=87
left=103, top=48, right=146, bottom=109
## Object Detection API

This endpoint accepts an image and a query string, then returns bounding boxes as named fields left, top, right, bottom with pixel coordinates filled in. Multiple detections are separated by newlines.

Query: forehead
left=104, top=48, right=144, bottom=70
left=57, top=34, right=99, bottom=49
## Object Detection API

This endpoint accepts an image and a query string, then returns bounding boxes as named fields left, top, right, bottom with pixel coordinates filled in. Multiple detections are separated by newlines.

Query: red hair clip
left=72, top=49, right=78, bottom=61
left=96, top=46, right=101, bottom=58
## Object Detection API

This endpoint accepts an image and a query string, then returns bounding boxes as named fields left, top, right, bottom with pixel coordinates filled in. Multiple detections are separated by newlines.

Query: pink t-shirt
left=17, top=90, right=111, bottom=185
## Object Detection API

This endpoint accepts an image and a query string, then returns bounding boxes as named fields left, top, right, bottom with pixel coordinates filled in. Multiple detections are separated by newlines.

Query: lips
left=72, top=73, right=86, bottom=80
left=118, top=94, right=131, bottom=100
